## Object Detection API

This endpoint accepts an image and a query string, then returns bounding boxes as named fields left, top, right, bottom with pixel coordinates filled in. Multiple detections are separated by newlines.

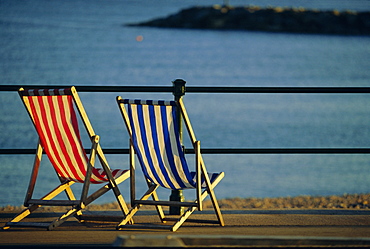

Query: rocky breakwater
left=127, top=5, right=370, bottom=35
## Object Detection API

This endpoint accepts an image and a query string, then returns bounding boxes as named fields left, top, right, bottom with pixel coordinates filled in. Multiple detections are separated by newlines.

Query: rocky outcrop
left=127, top=5, right=370, bottom=35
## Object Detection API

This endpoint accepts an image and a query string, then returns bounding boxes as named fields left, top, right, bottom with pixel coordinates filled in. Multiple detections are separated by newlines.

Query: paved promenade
left=1, top=209, right=369, bottom=247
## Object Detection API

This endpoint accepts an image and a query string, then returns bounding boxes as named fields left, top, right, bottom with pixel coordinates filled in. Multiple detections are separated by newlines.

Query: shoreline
left=213, top=193, right=369, bottom=210
left=1, top=193, right=368, bottom=212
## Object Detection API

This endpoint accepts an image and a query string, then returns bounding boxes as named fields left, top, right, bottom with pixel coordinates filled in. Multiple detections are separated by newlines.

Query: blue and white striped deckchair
left=116, top=97, right=224, bottom=232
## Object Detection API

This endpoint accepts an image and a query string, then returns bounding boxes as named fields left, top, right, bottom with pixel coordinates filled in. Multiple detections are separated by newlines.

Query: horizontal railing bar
left=0, top=85, right=173, bottom=93
left=1, top=148, right=370, bottom=155
left=186, top=86, right=370, bottom=94
left=1, top=85, right=370, bottom=93
left=190, top=148, right=370, bottom=154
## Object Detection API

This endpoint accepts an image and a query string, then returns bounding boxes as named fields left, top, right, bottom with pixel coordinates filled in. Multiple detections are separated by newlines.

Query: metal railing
left=2, top=84, right=370, bottom=93
left=1, top=81, right=370, bottom=155
left=2, top=80, right=370, bottom=214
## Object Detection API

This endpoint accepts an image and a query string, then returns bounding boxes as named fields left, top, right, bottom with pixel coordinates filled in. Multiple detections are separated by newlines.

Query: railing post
left=169, top=79, right=186, bottom=215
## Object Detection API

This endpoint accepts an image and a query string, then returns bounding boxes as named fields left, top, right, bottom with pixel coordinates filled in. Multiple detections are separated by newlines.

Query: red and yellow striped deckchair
left=3, top=87, right=131, bottom=230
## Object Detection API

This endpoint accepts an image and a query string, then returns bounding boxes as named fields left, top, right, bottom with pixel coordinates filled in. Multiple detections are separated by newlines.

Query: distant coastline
left=127, top=5, right=370, bottom=35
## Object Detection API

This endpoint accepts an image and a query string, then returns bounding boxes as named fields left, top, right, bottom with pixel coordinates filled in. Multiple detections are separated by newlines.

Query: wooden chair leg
left=171, top=206, right=197, bottom=232
left=3, top=180, right=77, bottom=230
left=205, top=173, right=225, bottom=226
left=2, top=204, right=40, bottom=230
left=47, top=206, right=81, bottom=231
left=207, top=187, right=224, bottom=226
left=81, top=170, right=132, bottom=224
left=116, top=204, right=140, bottom=228
left=170, top=173, right=225, bottom=231
left=24, top=141, right=43, bottom=206
left=117, top=184, right=160, bottom=229
left=145, top=180, right=166, bottom=222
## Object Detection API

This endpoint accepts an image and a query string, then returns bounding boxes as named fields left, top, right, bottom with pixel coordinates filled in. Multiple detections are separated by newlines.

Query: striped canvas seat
left=117, top=97, right=224, bottom=232
left=21, top=88, right=127, bottom=183
left=3, top=87, right=131, bottom=231
left=122, top=99, right=221, bottom=190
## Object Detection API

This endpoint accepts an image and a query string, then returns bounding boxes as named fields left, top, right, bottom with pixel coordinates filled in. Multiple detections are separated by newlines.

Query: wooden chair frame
left=116, top=97, right=224, bottom=231
left=3, top=87, right=131, bottom=230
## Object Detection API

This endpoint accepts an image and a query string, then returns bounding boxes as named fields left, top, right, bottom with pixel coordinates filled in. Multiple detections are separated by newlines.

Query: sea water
left=0, top=0, right=369, bottom=206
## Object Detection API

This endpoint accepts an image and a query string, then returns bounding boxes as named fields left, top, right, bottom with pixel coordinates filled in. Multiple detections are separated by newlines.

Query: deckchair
left=116, top=97, right=225, bottom=231
left=3, top=87, right=131, bottom=230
